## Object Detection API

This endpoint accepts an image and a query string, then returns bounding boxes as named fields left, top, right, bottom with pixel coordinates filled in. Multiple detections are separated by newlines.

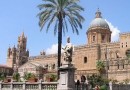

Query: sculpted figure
left=62, top=37, right=73, bottom=63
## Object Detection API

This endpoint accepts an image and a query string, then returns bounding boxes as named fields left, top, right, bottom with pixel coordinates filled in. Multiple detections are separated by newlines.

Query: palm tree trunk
left=57, top=12, right=63, bottom=79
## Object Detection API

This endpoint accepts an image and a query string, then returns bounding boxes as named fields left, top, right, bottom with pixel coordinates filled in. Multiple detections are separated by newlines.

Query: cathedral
left=6, top=9, right=130, bottom=82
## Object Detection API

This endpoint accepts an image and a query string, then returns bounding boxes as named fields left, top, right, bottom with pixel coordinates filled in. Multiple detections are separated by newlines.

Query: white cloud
left=46, top=44, right=58, bottom=54
left=105, top=19, right=120, bottom=41
left=46, top=44, right=64, bottom=55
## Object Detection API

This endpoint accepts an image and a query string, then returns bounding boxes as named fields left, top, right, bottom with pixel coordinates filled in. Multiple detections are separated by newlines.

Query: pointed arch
left=115, top=50, right=120, bottom=58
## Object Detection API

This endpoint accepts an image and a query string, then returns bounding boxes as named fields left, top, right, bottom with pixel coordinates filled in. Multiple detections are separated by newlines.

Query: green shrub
left=23, top=72, right=36, bottom=80
left=100, top=84, right=107, bottom=90
left=13, top=72, right=20, bottom=82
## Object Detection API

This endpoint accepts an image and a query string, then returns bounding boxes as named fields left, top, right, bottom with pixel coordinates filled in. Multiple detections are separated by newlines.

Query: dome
left=89, top=18, right=109, bottom=29
left=88, top=9, right=110, bottom=30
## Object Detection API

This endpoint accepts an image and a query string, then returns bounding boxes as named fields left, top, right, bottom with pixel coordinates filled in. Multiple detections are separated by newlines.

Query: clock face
left=126, top=49, right=130, bottom=58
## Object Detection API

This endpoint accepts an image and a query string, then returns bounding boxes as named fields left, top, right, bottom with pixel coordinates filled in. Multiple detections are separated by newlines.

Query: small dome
left=88, top=9, right=109, bottom=30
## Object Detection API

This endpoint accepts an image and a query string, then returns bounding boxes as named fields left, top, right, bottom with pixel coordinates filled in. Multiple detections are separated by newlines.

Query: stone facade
left=0, top=64, right=13, bottom=76
left=6, top=9, right=130, bottom=82
left=18, top=61, right=46, bottom=80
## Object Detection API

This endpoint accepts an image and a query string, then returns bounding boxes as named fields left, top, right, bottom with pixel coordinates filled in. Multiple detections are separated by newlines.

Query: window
left=102, top=35, right=105, bottom=41
left=93, top=36, right=95, bottom=41
left=126, top=42, right=127, bottom=47
left=116, top=52, right=119, bottom=58
left=109, top=37, right=111, bottom=42
left=122, top=43, right=123, bottom=48
left=107, top=66, right=109, bottom=70
left=105, top=53, right=107, bottom=59
left=52, top=64, right=55, bottom=69
left=118, top=64, right=119, bottom=69
left=123, top=64, right=124, bottom=69
left=126, top=49, right=130, bottom=58
left=84, top=57, right=87, bottom=63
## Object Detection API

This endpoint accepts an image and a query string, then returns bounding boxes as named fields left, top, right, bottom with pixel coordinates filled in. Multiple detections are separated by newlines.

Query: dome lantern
left=95, top=8, right=102, bottom=18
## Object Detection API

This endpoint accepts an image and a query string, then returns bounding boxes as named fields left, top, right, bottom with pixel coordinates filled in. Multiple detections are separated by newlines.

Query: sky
left=0, top=0, right=130, bottom=64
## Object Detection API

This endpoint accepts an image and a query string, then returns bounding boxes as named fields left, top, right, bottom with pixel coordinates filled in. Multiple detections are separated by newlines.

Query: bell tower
left=6, top=45, right=17, bottom=67
left=6, top=32, right=29, bottom=70
left=16, top=32, right=28, bottom=67
left=17, top=32, right=27, bottom=53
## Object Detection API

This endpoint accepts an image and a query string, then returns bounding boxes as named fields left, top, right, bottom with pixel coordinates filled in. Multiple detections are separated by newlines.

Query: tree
left=13, top=72, right=20, bottom=82
left=37, top=0, right=84, bottom=79
left=46, top=74, right=57, bottom=82
left=96, top=60, right=105, bottom=74
left=0, top=73, right=6, bottom=81
left=23, top=72, right=34, bottom=80
left=87, top=74, right=109, bottom=89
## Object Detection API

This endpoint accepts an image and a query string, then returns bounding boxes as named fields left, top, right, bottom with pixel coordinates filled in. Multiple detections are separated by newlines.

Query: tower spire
left=22, top=32, right=25, bottom=37
left=95, top=8, right=102, bottom=18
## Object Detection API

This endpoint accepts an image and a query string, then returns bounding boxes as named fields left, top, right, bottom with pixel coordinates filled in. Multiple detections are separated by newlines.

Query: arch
left=115, top=50, right=120, bottom=58
left=126, top=49, right=130, bottom=58
left=109, top=52, right=112, bottom=59
left=109, top=51, right=114, bottom=59
left=45, top=64, right=48, bottom=69
left=52, top=64, right=55, bottom=69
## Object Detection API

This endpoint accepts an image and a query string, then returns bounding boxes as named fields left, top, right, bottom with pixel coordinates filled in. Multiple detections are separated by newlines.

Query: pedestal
left=57, top=63, right=76, bottom=90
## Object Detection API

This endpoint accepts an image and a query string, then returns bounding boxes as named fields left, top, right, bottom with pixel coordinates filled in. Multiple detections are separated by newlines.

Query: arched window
left=84, top=57, right=87, bottom=63
left=93, top=36, right=95, bottom=41
left=126, top=49, right=130, bottom=58
left=109, top=52, right=112, bottom=59
left=118, top=64, right=119, bottom=69
left=105, top=53, right=107, bottom=59
left=116, top=52, right=120, bottom=58
left=123, top=64, right=124, bottom=69
left=126, top=42, right=127, bottom=47
left=52, top=64, right=55, bottom=69
left=102, top=35, right=105, bottom=42
left=122, top=43, right=123, bottom=48
left=45, top=64, right=48, bottom=69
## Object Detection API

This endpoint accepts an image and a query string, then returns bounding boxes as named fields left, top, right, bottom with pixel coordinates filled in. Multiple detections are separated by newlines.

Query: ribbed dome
left=89, top=18, right=109, bottom=29
left=88, top=9, right=109, bottom=30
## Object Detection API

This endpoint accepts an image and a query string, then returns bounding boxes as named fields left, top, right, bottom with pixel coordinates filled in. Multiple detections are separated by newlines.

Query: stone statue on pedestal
left=62, top=37, right=73, bottom=63
left=58, top=37, right=76, bottom=90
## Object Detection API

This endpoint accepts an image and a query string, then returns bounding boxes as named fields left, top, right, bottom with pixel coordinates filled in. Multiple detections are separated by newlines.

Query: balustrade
left=0, top=81, right=58, bottom=90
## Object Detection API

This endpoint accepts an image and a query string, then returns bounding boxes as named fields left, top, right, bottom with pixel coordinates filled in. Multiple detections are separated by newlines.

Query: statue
left=62, top=37, right=73, bottom=63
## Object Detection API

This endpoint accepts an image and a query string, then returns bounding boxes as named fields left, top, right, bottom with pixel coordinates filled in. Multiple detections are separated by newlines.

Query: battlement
left=29, top=54, right=57, bottom=60
left=109, top=41, right=120, bottom=45
left=29, top=53, right=65, bottom=61
left=119, top=32, right=130, bottom=36
left=74, top=44, right=87, bottom=50
left=74, top=44, right=101, bottom=50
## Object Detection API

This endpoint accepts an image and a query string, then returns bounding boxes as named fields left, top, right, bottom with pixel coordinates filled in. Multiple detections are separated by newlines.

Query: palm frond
left=43, top=0, right=57, bottom=5
left=46, top=13, right=57, bottom=33
left=38, top=10, right=54, bottom=30
left=63, top=18, right=68, bottom=32
left=62, top=21, right=65, bottom=36
left=68, top=19, right=75, bottom=33
left=38, top=3, right=55, bottom=10
left=54, top=20, right=58, bottom=35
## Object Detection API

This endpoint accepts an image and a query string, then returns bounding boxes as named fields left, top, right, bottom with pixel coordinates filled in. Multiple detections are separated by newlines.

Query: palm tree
left=37, top=0, right=84, bottom=79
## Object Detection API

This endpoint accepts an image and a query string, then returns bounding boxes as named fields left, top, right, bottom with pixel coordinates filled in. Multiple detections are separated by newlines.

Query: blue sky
left=0, top=0, right=130, bottom=64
